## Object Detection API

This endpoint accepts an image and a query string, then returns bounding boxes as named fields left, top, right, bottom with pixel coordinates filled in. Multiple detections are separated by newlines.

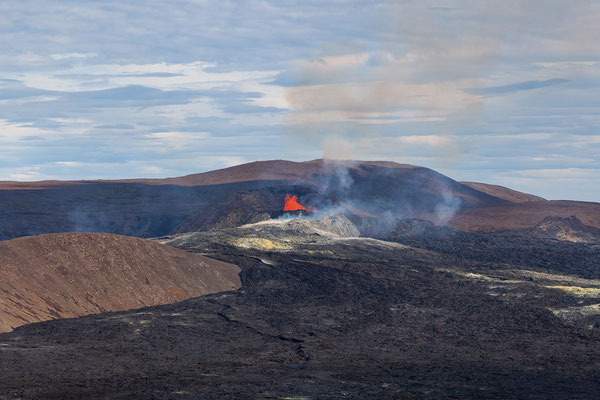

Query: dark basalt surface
left=2, top=220, right=600, bottom=399
left=0, top=180, right=287, bottom=241
left=0, top=160, right=515, bottom=242
left=2, top=159, right=599, bottom=245
left=174, top=185, right=322, bottom=233
left=377, top=217, right=600, bottom=278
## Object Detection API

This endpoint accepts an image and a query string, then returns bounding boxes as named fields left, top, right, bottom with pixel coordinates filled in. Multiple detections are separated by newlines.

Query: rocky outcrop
left=174, top=186, right=306, bottom=233
left=530, top=215, right=600, bottom=243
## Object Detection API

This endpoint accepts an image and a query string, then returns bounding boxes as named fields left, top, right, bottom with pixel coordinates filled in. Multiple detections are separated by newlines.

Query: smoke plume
left=276, top=4, right=516, bottom=229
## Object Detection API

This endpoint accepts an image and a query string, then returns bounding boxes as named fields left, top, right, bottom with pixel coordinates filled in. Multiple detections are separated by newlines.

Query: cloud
left=63, top=85, right=199, bottom=108
left=490, top=168, right=600, bottom=202
left=143, top=131, right=211, bottom=152
left=0, top=119, right=48, bottom=141
left=396, top=135, right=454, bottom=147
left=194, top=88, right=287, bottom=114
left=94, top=124, right=135, bottom=130
left=50, top=52, right=97, bottom=61
left=465, top=79, right=569, bottom=96
left=0, top=166, right=47, bottom=181
left=19, top=136, right=46, bottom=141
left=0, top=1, right=598, bottom=200
left=0, top=79, right=56, bottom=100
left=53, top=161, right=84, bottom=167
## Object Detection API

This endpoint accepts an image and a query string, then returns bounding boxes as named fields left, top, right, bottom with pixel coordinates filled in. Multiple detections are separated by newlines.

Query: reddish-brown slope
left=461, top=182, right=546, bottom=203
left=0, top=233, right=240, bottom=332
left=0, top=180, right=89, bottom=190
left=116, top=159, right=419, bottom=186
left=0, top=160, right=419, bottom=190
left=1, top=159, right=595, bottom=233
left=133, top=160, right=325, bottom=186
left=450, top=201, right=600, bottom=231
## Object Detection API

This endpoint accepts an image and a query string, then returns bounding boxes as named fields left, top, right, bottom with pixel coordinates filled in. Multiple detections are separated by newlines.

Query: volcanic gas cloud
left=284, top=194, right=313, bottom=212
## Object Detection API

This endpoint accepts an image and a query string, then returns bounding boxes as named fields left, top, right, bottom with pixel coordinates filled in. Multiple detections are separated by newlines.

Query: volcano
left=1, top=160, right=600, bottom=398
left=0, top=159, right=598, bottom=241
left=2, top=211, right=600, bottom=398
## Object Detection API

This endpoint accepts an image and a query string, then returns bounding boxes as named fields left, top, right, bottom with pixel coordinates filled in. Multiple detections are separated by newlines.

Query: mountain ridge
left=0, top=160, right=597, bottom=239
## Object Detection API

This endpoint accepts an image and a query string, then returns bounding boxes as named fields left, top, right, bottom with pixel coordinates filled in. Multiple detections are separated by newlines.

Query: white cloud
left=395, top=135, right=453, bottom=147
left=12, top=62, right=280, bottom=93
left=0, top=119, right=47, bottom=141
left=50, top=52, right=97, bottom=61
left=53, top=161, right=84, bottom=167
left=8, top=52, right=46, bottom=65
left=489, top=168, right=600, bottom=201
left=0, top=166, right=46, bottom=181
left=512, top=168, right=597, bottom=180
left=144, top=131, right=211, bottom=152
left=285, top=79, right=480, bottom=125
left=0, top=1, right=598, bottom=200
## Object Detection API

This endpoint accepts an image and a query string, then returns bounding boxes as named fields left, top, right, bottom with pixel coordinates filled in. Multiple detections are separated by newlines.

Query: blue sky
left=1, top=0, right=599, bottom=201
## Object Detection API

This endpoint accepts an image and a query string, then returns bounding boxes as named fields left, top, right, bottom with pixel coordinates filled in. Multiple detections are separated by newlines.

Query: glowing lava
left=284, top=194, right=313, bottom=212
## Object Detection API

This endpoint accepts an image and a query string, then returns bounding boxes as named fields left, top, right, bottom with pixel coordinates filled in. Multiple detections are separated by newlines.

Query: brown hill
left=450, top=200, right=600, bottom=231
left=111, top=159, right=421, bottom=187
left=0, top=160, right=503, bottom=240
left=0, top=180, right=89, bottom=190
left=0, top=233, right=240, bottom=332
left=0, top=159, right=596, bottom=235
left=0, top=160, right=418, bottom=190
left=461, top=181, right=546, bottom=203
left=128, top=159, right=328, bottom=186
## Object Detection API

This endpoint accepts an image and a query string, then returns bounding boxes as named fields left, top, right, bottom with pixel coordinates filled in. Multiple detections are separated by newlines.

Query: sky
left=1, top=0, right=599, bottom=201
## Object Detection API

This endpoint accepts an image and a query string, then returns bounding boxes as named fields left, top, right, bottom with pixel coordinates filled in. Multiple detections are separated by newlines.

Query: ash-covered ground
left=1, top=215, right=600, bottom=399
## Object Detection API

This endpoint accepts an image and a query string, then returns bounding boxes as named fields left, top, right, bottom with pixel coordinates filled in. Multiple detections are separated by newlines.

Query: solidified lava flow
left=284, top=194, right=312, bottom=212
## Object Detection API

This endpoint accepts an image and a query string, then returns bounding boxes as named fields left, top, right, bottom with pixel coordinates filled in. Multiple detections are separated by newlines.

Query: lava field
left=1, top=160, right=600, bottom=399
left=1, top=214, right=600, bottom=399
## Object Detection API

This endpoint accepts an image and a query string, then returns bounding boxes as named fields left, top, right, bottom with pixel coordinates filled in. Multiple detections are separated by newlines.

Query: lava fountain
left=284, top=194, right=313, bottom=212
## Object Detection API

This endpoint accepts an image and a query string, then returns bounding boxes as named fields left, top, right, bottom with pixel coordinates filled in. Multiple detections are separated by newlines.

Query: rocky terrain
left=0, top=233, right=240, bottom=332
left=1, top=160, right=600, bottom=398
left=2, top=159, right=598, bottom=242
left=449, top=200, right=600, bottom=231
left=0, top=179, right=282, bottom=241
left=1, top=214, right=600, bottom=398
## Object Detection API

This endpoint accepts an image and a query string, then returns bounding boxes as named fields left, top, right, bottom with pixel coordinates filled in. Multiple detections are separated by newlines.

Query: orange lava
left=284, top=194, right=312, bottom=212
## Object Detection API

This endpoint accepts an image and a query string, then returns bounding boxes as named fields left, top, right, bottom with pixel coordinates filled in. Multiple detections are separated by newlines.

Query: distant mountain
left=115, top=159, right=421, bottom=187
left=461, top=181, right=546, bottom=203
left=0, top=233, right=240, bottom=332
left=1, top=162, right=599, bottom=398
left=0, top=160, right=598, bottom=240
left=450, top=200, right=600, bottom=231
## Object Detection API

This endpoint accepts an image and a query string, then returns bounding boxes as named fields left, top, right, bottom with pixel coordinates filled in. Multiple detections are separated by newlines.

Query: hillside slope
left=0, top=160, right=506, bottom=240
left=0, top=233, right=240, bottom=332
left=461, top=181, right=546, bottom=203
left=450, top=200, right=600, bottom=231
left=2, top=215, right=600, bottom=398
left=0, top=159, right=597, bottom=237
